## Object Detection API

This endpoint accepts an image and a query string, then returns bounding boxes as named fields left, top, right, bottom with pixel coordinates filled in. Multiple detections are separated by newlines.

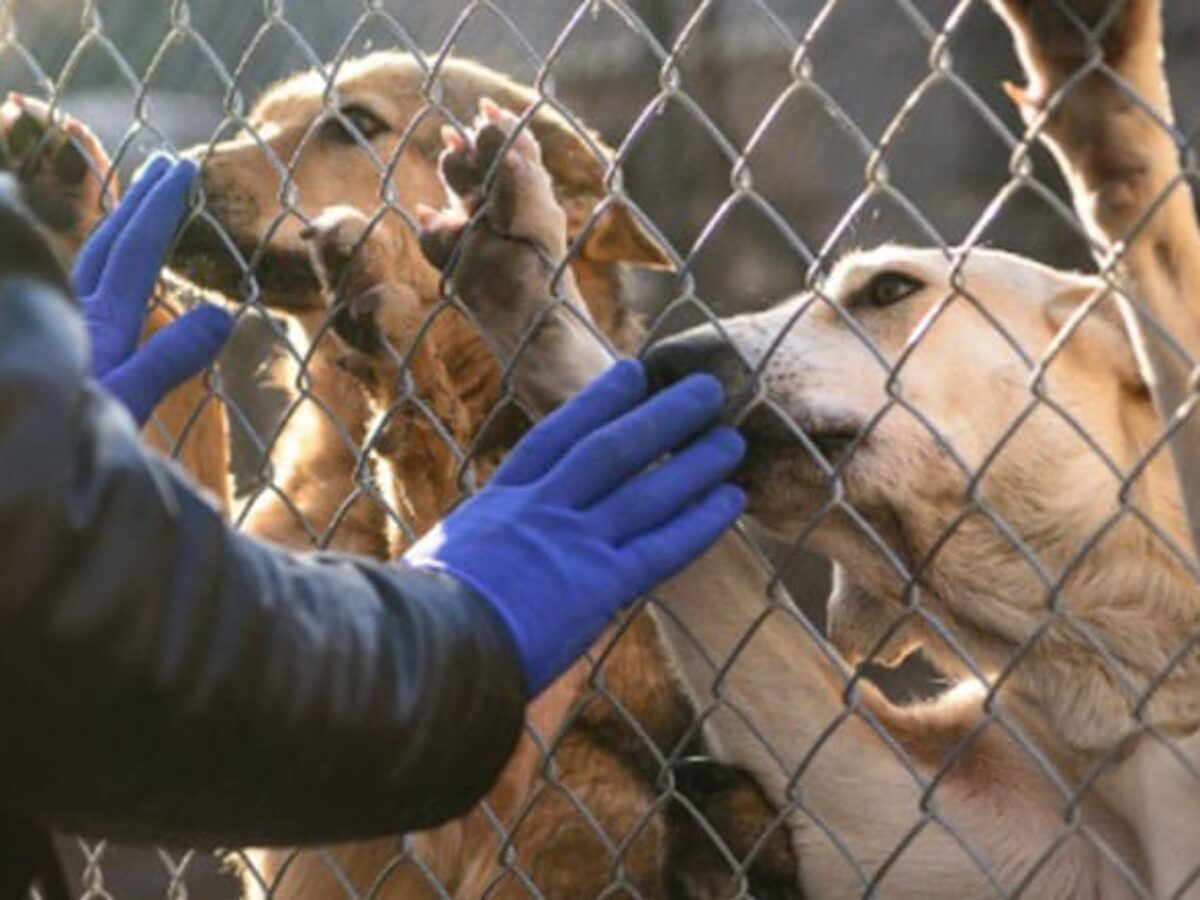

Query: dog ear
left=579, top=203, right=671, bottom=269
left=526, top=116, right=671, bottom=270
left=1044, top=283, right=1146, bottom=392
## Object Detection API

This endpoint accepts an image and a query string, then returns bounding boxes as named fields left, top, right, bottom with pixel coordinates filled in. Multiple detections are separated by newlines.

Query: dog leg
left=302, top=205, right=482, bottom=543
left=415, top=104, right=614, bottom=416
left=216, top=210, right=392, bottom=555
left=240, top=331, right=390, bottom=556
left=992, top=0, right=1200, bottom=551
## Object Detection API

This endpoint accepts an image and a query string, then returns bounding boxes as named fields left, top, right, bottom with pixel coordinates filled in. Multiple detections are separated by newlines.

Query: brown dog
left=402, top=0, right=1200, bottom=894
left=171, top=53, right=660, bottom=560
left=172, top=55, right=795, bottom=898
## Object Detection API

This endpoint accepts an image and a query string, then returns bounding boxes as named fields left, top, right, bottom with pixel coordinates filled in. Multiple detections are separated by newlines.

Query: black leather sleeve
left=0, top=214, right=526, bottom=847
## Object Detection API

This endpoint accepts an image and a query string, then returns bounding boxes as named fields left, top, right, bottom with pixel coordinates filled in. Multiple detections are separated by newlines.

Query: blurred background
left=5, top=0, right=1200, bottom=895
left=15, top=0, right=1200, bottom=310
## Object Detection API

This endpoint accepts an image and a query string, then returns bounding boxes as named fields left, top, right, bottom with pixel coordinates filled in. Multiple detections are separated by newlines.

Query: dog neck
left=832, top=548, right=1200, bottom=761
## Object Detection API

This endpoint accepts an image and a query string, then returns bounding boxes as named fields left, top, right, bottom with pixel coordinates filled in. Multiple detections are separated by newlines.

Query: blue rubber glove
left=405, top=360, right=747, bottom=697
left=74, top=156, right=233, bottom=426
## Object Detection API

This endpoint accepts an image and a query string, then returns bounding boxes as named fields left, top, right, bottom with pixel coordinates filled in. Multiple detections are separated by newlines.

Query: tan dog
left=171, top=53, right=660, bottom=560
left=0, top=93, right=231, bottom=511
left=400, top=0, right=1200, bottom=896
left=172, top=56, right=795, bottom=898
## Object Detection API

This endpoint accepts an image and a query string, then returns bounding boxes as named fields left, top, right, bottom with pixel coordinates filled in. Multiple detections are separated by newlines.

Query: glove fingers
left=587, top=426, right=744, bottom=543
left=94, top=160, right=197, bottom=326
left=491, top=358, right=647, bottom=487
left=101, top=304, right=232, bottom=425
left=72, top=156, right=171, bottom=296
left=543, top=372, right=725, bottom=508
left=620, top=483, right=745, bottom=592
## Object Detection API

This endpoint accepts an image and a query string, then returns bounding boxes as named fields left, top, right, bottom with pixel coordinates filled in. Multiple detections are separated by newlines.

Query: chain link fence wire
left=4, top=0, right=1200, bottom=896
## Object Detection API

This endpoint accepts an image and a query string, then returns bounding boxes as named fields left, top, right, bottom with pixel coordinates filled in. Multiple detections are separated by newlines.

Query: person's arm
left=0, top=244, right=526, bottom=847
left=0, top=170, right=743, bottom=848
left=0, top=172, right=525, bottom=845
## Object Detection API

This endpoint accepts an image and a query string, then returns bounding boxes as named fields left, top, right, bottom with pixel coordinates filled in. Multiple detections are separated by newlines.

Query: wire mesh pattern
left=4, top=0, right=1200, bottom=897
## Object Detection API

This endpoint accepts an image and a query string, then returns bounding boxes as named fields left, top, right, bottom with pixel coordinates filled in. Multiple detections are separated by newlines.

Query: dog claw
left=414, top=203, right=438, bottom=230
left=440, top=125, right=467, bottom=154
left=478, top=97, right=503, bottom=122
left=1002, top=80, right=1040, bottom=111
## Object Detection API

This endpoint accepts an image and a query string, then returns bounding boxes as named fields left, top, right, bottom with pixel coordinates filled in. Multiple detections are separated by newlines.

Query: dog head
left=646, top=244, right=1199, bottom=748
left=173, top=51, right=666, bottom=332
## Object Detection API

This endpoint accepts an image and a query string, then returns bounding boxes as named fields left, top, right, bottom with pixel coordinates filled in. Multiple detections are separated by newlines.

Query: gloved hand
left=74, top=156, right=232, bottom=425
left=405, top=360, right=746, bottom=697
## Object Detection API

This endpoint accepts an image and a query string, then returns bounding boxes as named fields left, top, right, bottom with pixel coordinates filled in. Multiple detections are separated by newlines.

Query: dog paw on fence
left=0, top=93, right=114, bottom=261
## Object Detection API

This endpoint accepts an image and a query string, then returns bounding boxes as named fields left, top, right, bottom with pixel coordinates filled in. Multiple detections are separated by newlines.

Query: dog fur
left=396, top=1, right=1200, bottom=896
left=172, top=55, right=795, bottom=898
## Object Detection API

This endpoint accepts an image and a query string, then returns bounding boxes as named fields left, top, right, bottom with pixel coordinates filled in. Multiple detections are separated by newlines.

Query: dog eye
left=861, top=271, right=923, bottom=308
left=331, top=105, right=390, bottom=143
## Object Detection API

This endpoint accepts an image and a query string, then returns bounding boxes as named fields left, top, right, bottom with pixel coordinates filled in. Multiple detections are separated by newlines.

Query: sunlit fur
left=392, top=0, right=1200, bottom=895
left=173, top=52, right=797, bottom=900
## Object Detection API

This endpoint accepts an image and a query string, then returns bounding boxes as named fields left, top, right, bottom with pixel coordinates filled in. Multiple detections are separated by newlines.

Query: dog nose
left=643, top=328, right=755, bottom=408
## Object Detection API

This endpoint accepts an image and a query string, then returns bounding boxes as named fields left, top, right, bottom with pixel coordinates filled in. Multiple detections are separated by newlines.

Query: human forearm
left=0, top=270, right=524, bottom=846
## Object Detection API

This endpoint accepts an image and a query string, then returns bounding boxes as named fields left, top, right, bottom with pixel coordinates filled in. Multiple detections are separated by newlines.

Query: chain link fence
left=3, top=0, right=1200, bottom=896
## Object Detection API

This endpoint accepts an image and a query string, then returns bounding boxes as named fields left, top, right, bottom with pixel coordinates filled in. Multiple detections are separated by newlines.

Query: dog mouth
left=735, top=402, right=865, bottom=468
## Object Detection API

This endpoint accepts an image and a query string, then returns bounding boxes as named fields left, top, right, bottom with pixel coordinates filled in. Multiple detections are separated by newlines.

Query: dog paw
left=302, top=205, right=375, bottom=290
left=301, top=206, right=399, bottom=355
left=423, top=99, right=567, bottom=261
left=991, top=0, right=1157, bottom=95
left=0, top=93, right=114, bottom=256
left=416, top=98, right=570, bottom=321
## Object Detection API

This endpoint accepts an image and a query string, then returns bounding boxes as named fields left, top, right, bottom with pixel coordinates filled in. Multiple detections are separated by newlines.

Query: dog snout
left=643, top=329, right=756, bottom=413
left=199, top=163, right=262, bottom=230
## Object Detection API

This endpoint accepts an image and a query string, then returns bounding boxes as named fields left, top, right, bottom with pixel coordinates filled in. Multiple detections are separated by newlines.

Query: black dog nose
left=642, top=328, right=755, bottom=408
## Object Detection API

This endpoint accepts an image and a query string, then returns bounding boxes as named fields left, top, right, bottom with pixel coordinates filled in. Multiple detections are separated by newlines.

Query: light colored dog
left=397, top=0, right=1200, bottom=896
left=172, top=55, right=796, bottom=898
